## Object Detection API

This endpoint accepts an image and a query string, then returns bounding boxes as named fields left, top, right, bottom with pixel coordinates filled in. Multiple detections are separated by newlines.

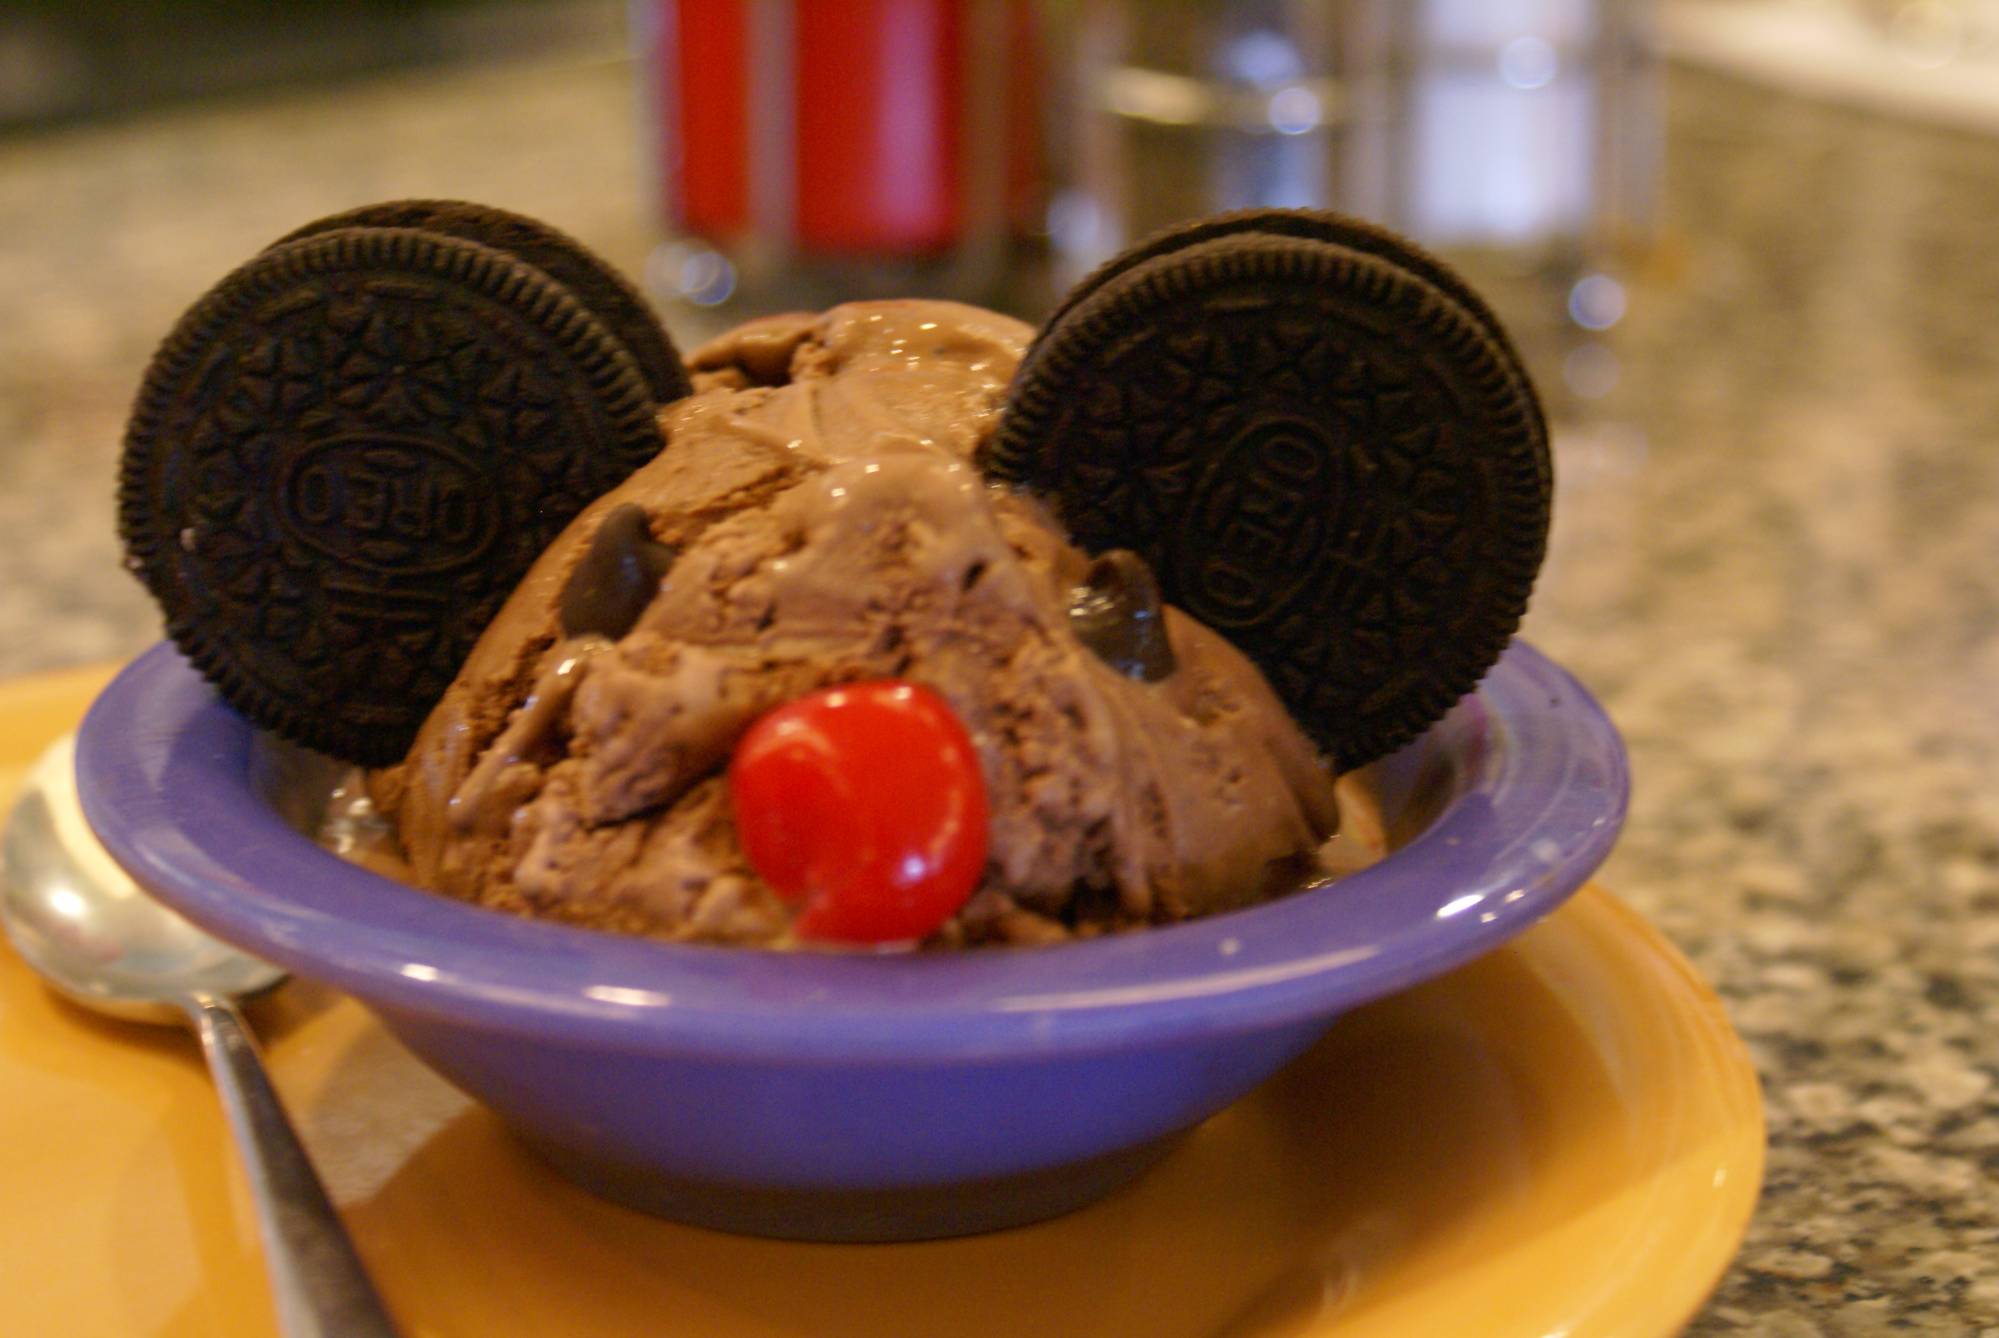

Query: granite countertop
left=1, top=44, right=1995, bottom=1336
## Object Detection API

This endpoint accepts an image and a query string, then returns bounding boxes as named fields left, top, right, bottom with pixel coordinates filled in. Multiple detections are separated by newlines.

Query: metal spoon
left=1, top=735, right=400, bottom=1338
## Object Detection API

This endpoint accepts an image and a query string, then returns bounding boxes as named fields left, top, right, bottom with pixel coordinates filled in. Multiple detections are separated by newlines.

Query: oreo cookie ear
left=272, top=199, right=693, bottom=410
left=120, top=225, right=667, bottom=765
left=988, top=224, right=1550, bottom=771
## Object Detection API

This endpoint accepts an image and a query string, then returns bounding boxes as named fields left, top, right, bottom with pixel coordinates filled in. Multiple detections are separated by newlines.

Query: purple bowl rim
left=77, top=639, right=1626, bottom=1062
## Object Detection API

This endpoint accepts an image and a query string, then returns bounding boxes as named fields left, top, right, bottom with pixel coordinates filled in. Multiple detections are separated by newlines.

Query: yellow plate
left=2, top=665, right=1762, bottom=1338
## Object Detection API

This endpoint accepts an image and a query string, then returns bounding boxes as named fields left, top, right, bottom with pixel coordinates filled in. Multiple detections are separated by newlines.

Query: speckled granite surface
left=1524, top=69, right=1999, bottom=1336
left=1, top=50, right=1995, bottom=1335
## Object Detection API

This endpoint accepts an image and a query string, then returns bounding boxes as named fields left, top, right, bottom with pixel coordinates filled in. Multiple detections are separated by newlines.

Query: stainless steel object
left=1, top=735, right=400, bottom=1338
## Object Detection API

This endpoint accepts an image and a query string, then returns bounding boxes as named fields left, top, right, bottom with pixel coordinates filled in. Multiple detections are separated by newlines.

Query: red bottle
left=639, top=0, right=1042, bottom=309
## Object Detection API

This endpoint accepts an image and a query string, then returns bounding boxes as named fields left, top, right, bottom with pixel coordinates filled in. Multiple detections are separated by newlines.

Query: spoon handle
left=186, top=992, right=402, bottom=1338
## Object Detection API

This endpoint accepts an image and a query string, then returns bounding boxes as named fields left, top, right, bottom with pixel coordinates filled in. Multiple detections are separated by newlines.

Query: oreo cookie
left=272, top=199, right=692, bottom=409
left=987, top=231, right=1549, bottom=769
left=120, top=225, right=666, bottom=765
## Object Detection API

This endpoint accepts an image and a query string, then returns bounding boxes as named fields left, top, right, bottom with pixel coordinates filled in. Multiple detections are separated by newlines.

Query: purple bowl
left=76, top=639, right=1625, bottom=1241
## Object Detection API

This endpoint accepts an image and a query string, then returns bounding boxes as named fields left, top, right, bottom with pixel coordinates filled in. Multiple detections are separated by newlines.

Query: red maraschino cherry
left=728, top=681, right=989, bottom=944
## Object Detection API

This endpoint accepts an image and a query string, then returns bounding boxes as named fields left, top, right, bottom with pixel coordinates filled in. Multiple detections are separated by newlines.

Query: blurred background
left=3, top=2, right=1999, bottom=1332
left=5, top=0, right=1997, bottom=677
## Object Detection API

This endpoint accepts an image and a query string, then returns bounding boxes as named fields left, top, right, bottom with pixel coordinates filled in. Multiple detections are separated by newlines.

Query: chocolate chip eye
left=559, top=503, right=678, bottom=639
left=1069, top=549, right=1176, bottom=681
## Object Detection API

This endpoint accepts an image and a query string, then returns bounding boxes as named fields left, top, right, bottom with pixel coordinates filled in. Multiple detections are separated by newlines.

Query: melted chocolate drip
left=1069, top=549, right=1176, bottom=681
left=559, top=503, right=678, bottom=639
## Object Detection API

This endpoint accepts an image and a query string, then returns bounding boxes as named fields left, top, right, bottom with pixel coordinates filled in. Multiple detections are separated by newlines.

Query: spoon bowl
left=2, top=736, right=282, bottom=1023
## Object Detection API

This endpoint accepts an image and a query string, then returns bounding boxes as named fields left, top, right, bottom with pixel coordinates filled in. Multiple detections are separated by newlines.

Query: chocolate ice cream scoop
left=376, top=300, right=1343, bottom=946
